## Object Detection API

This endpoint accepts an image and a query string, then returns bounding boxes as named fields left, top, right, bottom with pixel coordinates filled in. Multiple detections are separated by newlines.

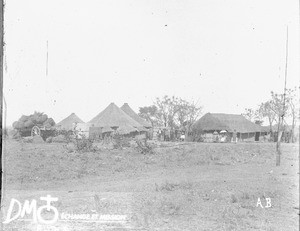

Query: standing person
left=180, top=132, right=185, bottom=142
left=157, top=129, right=161, bottom=140
left=213, top=131, right=218, bottom=142
left=232, top=129, right=237, bottom=143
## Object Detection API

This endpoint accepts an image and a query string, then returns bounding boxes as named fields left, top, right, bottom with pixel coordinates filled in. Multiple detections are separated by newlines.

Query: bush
left=23, top=137, right=33, bottom=143
left=112, top=134, right=131, bottom=149
left=52, top=135, right=67, bottom=143
left=73, top=135, right=97, bottom=152
left=135, top=139, right=155, bottom=154
left=12, top=131, right=22, bottom=140
left=55, top=130, right=74, bottom=143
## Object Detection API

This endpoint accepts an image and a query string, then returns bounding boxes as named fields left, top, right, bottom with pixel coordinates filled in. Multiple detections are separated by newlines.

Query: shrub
left=73, top=135, right=97, bottom=152
left=135, top=139, right=155, bottom=154
left=23, top=137, right=33, bottom=143
left=52, top=135, right=67, bottom=143
left=12, top=131, right=22, bottom=140
left=112, top=134, right=131, bottom=149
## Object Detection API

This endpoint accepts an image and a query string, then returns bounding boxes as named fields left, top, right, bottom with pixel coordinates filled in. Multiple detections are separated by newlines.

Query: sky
left=3, top=0, right=300, bottom=127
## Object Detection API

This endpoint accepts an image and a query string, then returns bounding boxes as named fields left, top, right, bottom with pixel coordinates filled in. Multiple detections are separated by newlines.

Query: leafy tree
left=176, top=99, right=202, bottom=131
left=154, top=95, right=181, bottom=129
left=140, top=96, right=203, bottom=136
left=138, top=105, right=158, bottom=127
left=257, top=101, right=276, bottom=135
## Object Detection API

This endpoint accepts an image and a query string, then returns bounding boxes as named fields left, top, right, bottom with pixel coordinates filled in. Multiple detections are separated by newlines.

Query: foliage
left=139, top=96, right=202, bottom=132
left=257, top=101, right=276, bottom=132
left=269, top=91, right=290, bottom=121
left=112, top=134, right=131, bottom=149
left=73, top=135, right=97, bottom=152
left=285, top=88, right=298, bottom=142
left=55, top=130, right=74, bottom=143
left=176, top=98, right=202, bottom=130
left=71, top=126, right=97, bottom=152
left=155, top=95, right=181, bottom=128
left=22, top=137, right=33, bottom=143
left=139, top=105, right=158, bottom=127
left=52, top=135, right=67, bottom=143
left=12, top=130, right=22, bottom=140
left=135, top=139, right=155, bottom=154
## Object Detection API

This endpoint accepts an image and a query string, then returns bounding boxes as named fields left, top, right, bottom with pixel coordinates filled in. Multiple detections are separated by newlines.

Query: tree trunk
left=276, top=130, right=283, bottom=166
left=268, top=118, right=273, bottom=141
left=276, top=116, right=282, bottom=166
left=291, top=115, right=295, bottom=143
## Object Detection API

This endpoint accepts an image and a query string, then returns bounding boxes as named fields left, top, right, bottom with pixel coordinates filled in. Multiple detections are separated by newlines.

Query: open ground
left=1, top=140, right=299, bottom=230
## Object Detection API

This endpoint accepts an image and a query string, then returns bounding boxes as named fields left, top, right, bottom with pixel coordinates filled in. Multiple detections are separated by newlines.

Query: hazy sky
left=3, top=0, right=299, bottom=126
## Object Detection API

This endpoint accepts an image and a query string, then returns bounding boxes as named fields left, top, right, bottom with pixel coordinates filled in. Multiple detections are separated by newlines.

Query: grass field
left=1, top=139, right=299, bottom=230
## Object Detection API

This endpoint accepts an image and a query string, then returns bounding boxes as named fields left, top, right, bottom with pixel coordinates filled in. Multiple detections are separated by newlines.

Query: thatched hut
left=88, top=103, right=143, bottom=137
left=192, top=113, right=264, bottom=142
left=120, top=103, right=152, bottom=128
left=56, top=113, right=84, bottom=131
left=262, top=124, right=299, bottom=143
left=120, top=103, right=152, bottom=138
left=74, top=122, right=93, bottom=138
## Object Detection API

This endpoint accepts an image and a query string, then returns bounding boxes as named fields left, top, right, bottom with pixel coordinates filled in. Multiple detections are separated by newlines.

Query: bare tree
left=242, top=108, right=256, bottom=122
left=285, top=88, right=298, bottom=143
left=273, top=26, right=289, bottom=166
left=269, top=91, right=290, bottom=166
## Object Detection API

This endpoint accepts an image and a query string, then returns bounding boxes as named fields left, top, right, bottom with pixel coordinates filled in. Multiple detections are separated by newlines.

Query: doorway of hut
left=255, top=132, right=260, bottom=141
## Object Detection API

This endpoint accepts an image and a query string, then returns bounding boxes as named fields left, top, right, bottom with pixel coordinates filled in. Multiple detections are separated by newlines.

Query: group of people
left=156, top=129, right=186, bottom=142
left=212, top=130, right=238, bottom=143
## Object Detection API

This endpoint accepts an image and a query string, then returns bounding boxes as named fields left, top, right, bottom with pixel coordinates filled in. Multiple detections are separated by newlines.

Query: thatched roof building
left=88, top=103, right=142, bottom=133
left=56, top=113, right=84, bottom=131
left=120, top=103, right=152, bottom=128
left=193, top=113, right=263, bottom=133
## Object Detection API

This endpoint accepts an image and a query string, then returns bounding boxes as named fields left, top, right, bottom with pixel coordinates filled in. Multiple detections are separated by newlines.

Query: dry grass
left=2, top=140, right=299, bottom=230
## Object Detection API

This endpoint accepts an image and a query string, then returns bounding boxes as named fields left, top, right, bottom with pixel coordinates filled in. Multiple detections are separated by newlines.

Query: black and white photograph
left=1, top=0, right=299, bottom=230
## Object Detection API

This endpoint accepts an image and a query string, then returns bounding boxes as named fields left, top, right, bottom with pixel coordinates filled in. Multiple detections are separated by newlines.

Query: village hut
left=192, top=113, right=264, bottom=142
left=56, top=113, right=84, bottom=131
left=262, top=124, right=298, bottom=143
left=120, top=103, right=152, bottom=138
left=74, top=122, right=93, bottom=138
left=88, top=103, right=143, bottom=137
left=120, top=103, right=152, bottom=128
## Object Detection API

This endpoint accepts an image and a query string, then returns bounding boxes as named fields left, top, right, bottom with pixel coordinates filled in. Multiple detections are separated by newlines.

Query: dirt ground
left=1, top=139, right=299, bottom=231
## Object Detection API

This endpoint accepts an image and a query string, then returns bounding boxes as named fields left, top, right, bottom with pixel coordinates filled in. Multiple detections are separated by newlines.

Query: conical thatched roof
left=120, top=103, right=152, bottom=128
left=193, top=113, right=263, bottom=133
left=88, top=103, right=142, bottom=128
left=56, top=113, right=84, bottom=131
left=117, top=125, right=138, bottom=135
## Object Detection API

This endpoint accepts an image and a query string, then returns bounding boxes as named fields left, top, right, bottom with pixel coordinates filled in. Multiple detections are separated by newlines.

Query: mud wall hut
left=192, top=113, right=264, bottom=142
